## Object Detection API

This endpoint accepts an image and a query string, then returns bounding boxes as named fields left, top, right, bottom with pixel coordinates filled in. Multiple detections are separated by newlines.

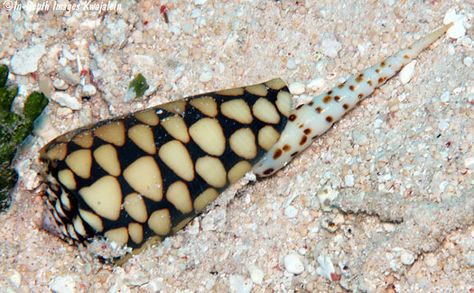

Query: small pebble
left=463, top=57, right=473, bottom=67
left=80, top=19, right=100, bottom=31
left=199, top=71, right=213, bottom=83
left=124, top=88, right=137, bottom=102
left=317, top=187, right=339, bottom=212
left=284, top=205, right=298, bottom=218
left=79, top=107, right=93, bottom=125
left=400, top=250, right=415, bottom=266
left=286, top=58, right=297, bottom=70
left=283, top=253, right=305, bottom=275
left=124, top=270, right=149, bottom=287
left=51, top=92, right=82, bottom=110
left=62, top=46, right=75, bottom=61
left=440, top=91, right=450, bottom=102
left=334, top=214, right=345, bottom=225
left=383, top=223, right=396, bottom=232
left=424, top=253, right=438, bottom=267
left=344, top=174, right=355, bottom=187
left=438, top=181, right=448, bottom=193
left=53, top=79, right=69, bottom=90
left=447, top=22, right=466, bottom=39
left=83, top=263, right=92, bottom=275
left=437, top=120, right=449, bottom=131
left=81, top=84, right=97, bottom=97
left=399, top=60, right=416, bottom=84
left=453, top=87, right=464, bottom=96
left=191, top=9, right=202, bottom=18
left=321, top=38, right=342, bottom=58
left=316, top=254, right=335, bottom=280
left=49, top=275, right=76, bottom=293
left=244, top=171, right=257, bottom=182
left=59, top=66, right=81, bottom=86
left=33, top=112, right=61, bottom=141
left=288, top=82, right=305, bottom=95
left=447, top=44, right=456, bottom=55
left=182, top=22, right=194, bottom=35
left=352, top=130, right=368, bottom=145
left=247, top=264, right=264, bottom=285
left=131, top=54, right=155, bottom=68
left=11, top=43, right=46, bottom=75
left=146, top=277, right=164, bottom=291
left=379, top=173, right=392, bottom=182
left=443, top=9, right=466, bottom=39
left=464, top=157, right=474, bottom=170
left=461, top=37, right=472, bottom=48
left=11, top=10, right=22, bottom=21
left=169, top=25, right=181, bottom=35
left=96, top=17, right=128, bottom=48
left=464, top=252, right=474, bottom=267
left=307, top=77, right=325, bottom=91
left=229, top=274, right=252, bottom=293
left=58, top=57, right=68, bottom=67
left=373, top=118, right=383, bottom=129
left=8, top=270, right=21, bottom=288
left=39, top=76, right=54, bottom=98
left=201, top=208, right=226, bottom=231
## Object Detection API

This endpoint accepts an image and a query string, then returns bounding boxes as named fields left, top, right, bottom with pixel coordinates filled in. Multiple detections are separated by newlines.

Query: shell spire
left=254, top=23, right=452, bottom=177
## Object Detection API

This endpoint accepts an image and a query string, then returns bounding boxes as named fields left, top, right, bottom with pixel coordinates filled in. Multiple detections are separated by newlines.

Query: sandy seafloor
left=0, top=0, right=473, bottom=292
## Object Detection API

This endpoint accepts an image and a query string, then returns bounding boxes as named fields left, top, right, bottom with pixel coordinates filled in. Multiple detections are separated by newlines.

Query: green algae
left=128, top=73, right=149, bottom=98
left=0, top=65, right=48, bottom=210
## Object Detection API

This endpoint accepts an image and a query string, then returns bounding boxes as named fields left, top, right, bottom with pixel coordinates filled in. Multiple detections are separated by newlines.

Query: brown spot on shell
left=283, top=144, right=291, bottom=151
left=328, top=90, right=333, bottom=95
left=375, top=69, right=380, bottom=73
left=326, top=116, right=333, bottom=123
left=289, top=114, right=296, bottom=121
left=308, top=101, right=314, bottom=106
left=367, top=80, right=373, bottom=86
left=338, top=83, right=344, bottom=89
left=403, top=54, right=410, bottom=59
left=263, top=168, right=274, bottom=175
left=381, top=61, right=386, bottom=67
left=358, top=93, right=363, bottom=99
left=343, top=104, right=349, bottom=110
left=356, top=74, right=364, bottom=82
left=378, top=77, right=385, bottom=83
left=299, top=136, right=308, bottom=145
left=335, top=96, right=341, bottom=102
left=323, top=96, right=331, bottom=103
left=349, top=85, right=355, bottom=91
left=273, top=149, right=283, bottom=159
left=303, top=128, right=311, bottom=135
left=315, top=107, right=322, bottom=113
